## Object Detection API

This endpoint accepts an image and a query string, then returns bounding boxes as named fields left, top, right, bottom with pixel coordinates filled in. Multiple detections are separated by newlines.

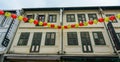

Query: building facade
left=4, top=6, right=120, bottom=62
left=0, top=10, right=20, bottom=62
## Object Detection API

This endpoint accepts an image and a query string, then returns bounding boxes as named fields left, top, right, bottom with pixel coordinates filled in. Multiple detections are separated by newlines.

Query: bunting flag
left=0, top=10, right=120, bottom=29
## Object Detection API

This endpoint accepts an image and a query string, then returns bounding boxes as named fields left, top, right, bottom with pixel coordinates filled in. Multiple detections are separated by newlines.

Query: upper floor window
left=38, top=15, right=45, bottom=22
left=106, top=14, right=118, bottom=23
left=93, top=32, right=106, bottom=45
left=67, top=32, right=78, bottom=45
left=17, top=32, right=30, bottom=46
left=77, top=14, right=86, bottom=23
left=26, top=15, right=34, bottom=19
left=48, top=15, right=56, bottom=23
left=67, top=14, right=75, bottom=22
left=45, top=32, right=56, bottom=45
left=88, top=14, right=98, bottom=20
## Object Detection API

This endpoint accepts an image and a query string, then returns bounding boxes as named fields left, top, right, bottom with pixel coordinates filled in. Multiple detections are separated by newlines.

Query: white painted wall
left=9, top=9, right=120, bottom=56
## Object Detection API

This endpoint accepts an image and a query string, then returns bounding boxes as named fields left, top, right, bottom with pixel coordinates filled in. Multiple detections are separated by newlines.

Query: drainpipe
left=59, top=8, right=64, bottom=55
left=98, top=7, right=119, bottom=57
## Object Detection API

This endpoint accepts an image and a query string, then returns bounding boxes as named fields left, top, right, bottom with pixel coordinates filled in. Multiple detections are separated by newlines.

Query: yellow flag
left=93, top=19, right=98, bottom=24
left=47, top=23, right=51, bottom=27
left=104, top=17, right=109, bottom=22
left=67, top=24, right=71, bottom=29
left=39, top=21, right=43, bottom=26
left=75, top=23, right=79, bottom=27
left=54, top=25, right=58, bottom=29
left=62, top=26, right=64, bottom=29
left=84, top=22, right=88, bottom=26
left=5, top=12, right=11, bottom=17
left=29, top=19, right=34, bottom=23
left=18, top=16, right=23, bottom=21
left=117, top=14, right=120, bottom=19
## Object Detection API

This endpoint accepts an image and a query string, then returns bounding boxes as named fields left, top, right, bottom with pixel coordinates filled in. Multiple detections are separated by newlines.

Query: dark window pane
left=30, top=32, right=42, bottom=52
left=48, top=15, right=56, bottom=22
left=81, top=32, right=91, bottom=44
left=93, top=32, right=106, bottom=45
left=106, top=14, right=118, bottom=23
left=88, top=14, right=97, bottom=20
left=38, top=15, right=45, bottom=22
left=77, top=14, right=86, bottom=23
left=67, top=32, right=78, bottom=45
left=45, top=32, right=56, bottom=45
left=80, top=32, right=93, bottom=53
left=67, top=14, right=75, bottom=22
left=32, top=32, right=42, bottom=45
left=27, top=15, right=34, bottom=19
left=17, top=32, right=30, bottom=46
left=26, top=15, right=34, bottom=23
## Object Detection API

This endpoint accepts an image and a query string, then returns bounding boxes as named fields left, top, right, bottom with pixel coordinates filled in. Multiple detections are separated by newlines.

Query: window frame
left=32, top=32, right=42, bottom=45
left=17, top=32, right=30, bottom=46
left=30, top=32, right=42, bottom=52
left=67, top=32, right=78, bottom=45
left=66, top=14, right=75, bottom=22
left=88, top=13, right=98, bottom=20
left=80, top=32, right=91, bottom=45
left=77, top=14, right=86, bottom=23
left=45, top=32, right=56, bottom=46
left=38, top=15, right=45, bottom=22
left=80, top=32, right=93, bottom=53
left=48, top=15, right=57, bottom=23
left=92, top=32, right=106, bottom=45
left=26, top=15, right=34, bottom=22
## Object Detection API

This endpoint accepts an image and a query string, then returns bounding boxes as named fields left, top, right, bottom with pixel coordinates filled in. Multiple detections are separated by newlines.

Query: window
left=81, top=32, right=91, bottom=45
left=30, top=32, right=42, bottom=52
left=48, top=15, right=56, bottom=22
left=32, top=32, right=42, bottom=45
left=106, top=14, right=118, bottom=23
left=88, top=14, right=98, bottom=20
left=81, top=32, right=93, bottom=53
left=77, top=14, right=86, bottom=23
left=38, top=15, right=45, bottom=22
left=67, top=32, right=78, bottom=45
left=17, top=32, right=30, bottom=46
left=67, top=14, right=75, bottom=22
left=93, top=32, right=106, bottom=45
left=26, top=15, right=34, bottom=21
left=45, top=32, right=56, bottom=45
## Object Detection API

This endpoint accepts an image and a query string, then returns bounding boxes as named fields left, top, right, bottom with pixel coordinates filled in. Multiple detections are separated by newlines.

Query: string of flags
left=0, top=10, right=120, bottom=29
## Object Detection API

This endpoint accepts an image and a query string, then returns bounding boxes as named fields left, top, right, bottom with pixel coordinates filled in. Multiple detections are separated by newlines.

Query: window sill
left=13, top=45, right=30, bottom=47
left=65, top=45, right=80, bottom=47
left=94, top=45, right=109, bottom=47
